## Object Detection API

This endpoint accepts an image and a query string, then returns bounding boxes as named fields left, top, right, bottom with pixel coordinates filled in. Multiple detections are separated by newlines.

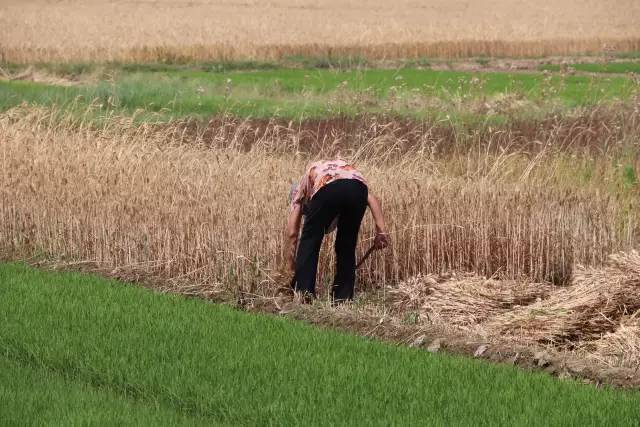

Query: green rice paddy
left=1, top=263, right=639, bottom=425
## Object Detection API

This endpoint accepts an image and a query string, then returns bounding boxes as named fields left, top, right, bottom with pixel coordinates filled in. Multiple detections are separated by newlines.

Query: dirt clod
left=474, top=344, right=489, bottom=358
left=427, top=339, right=442, bottom=353
left=410, top=335, right=426, bottom=348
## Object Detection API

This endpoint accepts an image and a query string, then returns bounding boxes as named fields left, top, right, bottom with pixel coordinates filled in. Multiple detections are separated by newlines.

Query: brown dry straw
left=389, top=273, right=552, bottom=327
left=577, top=311, right=640, bottom=370
left=484, top=250, right=640, bottom=344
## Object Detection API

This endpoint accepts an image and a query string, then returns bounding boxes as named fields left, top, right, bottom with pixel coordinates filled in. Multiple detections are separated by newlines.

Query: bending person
left=286, top=159, right=389, bottom=302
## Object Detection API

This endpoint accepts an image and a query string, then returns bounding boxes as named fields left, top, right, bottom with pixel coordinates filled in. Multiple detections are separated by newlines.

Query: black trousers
left=293, top=179, right=368, bottom=301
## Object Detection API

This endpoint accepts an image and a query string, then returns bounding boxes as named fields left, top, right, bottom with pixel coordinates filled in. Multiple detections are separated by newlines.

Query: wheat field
left=2, top=0, right=640, bottom=63
left=1, top=105, right=638, bottom=293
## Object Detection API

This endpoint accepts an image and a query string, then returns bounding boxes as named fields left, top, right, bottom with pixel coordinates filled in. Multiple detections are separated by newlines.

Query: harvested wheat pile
left=423, top=278, right=553, bottom=327
left=484, top=251, right=640, bottom=344
left=387, top=273, right=437, bottom=313
left=389, top=273, right=552, bottom=327
left=578, top=312, right=640, bottom=370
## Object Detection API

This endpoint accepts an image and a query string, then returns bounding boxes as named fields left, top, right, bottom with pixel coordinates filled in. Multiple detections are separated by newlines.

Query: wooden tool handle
left=356, top=245, right=376, bottom=269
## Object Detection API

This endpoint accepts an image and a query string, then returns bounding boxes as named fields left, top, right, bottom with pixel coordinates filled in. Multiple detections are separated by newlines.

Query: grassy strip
left=1, top=263, right=639, bottom=425
left=539, top=62, right=640, bottom=74
left=0, top=356, right=209, bottom=426
left=1, top=66, right=637, bottom=120
left=0, top=56, right=370, bottom=76
left=616, top=51, right=640, bottom=59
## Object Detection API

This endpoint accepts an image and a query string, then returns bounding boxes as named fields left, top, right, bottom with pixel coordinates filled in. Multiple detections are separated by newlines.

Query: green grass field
left=1, top=262, right=639, bottom=426
left=0, top=357, right=206, bottom=426
left=1, top=64, right=637, bottom=121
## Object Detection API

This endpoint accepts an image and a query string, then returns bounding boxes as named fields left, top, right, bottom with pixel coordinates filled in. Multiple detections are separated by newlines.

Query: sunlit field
left=2, top=0, right=640, bottom=62
left=2, top=1, right=640, bottom=423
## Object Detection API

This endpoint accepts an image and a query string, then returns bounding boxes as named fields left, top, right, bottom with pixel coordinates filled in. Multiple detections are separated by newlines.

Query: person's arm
left=286, top=203, right=303, bottom=271
left=367, top=193, right=390, bottom=249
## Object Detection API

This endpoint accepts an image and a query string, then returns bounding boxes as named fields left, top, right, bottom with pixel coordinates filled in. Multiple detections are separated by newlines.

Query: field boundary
left=284, top=303, right=640, bottom=389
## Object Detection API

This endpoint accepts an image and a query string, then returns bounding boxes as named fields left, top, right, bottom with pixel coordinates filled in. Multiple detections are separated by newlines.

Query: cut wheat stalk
left=483, top=251, right=640, bottom=344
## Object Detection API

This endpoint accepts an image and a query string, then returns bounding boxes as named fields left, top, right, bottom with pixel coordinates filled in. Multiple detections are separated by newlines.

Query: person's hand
left=373, top=231, right=390, bottom=250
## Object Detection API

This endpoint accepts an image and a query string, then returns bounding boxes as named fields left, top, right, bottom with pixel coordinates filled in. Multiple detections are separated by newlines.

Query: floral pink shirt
left=291, top=159, right=367, bottom=210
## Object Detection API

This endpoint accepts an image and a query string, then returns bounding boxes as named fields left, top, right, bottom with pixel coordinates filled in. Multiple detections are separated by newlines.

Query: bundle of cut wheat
left=484, top=250, right=640, bottom=344
left=388, top=273, right=551, bottom=327
left=577, top=311, right=640, bottom=370
left=387, top=273, right=438, bottom=312
left=423, top=278, right=552, bottom=327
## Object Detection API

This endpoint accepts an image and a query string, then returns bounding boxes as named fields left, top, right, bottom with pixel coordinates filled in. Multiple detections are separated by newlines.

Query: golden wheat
left=2, top=0, right=640, bottom=63
left=1, top=106, right=637, bottom=296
